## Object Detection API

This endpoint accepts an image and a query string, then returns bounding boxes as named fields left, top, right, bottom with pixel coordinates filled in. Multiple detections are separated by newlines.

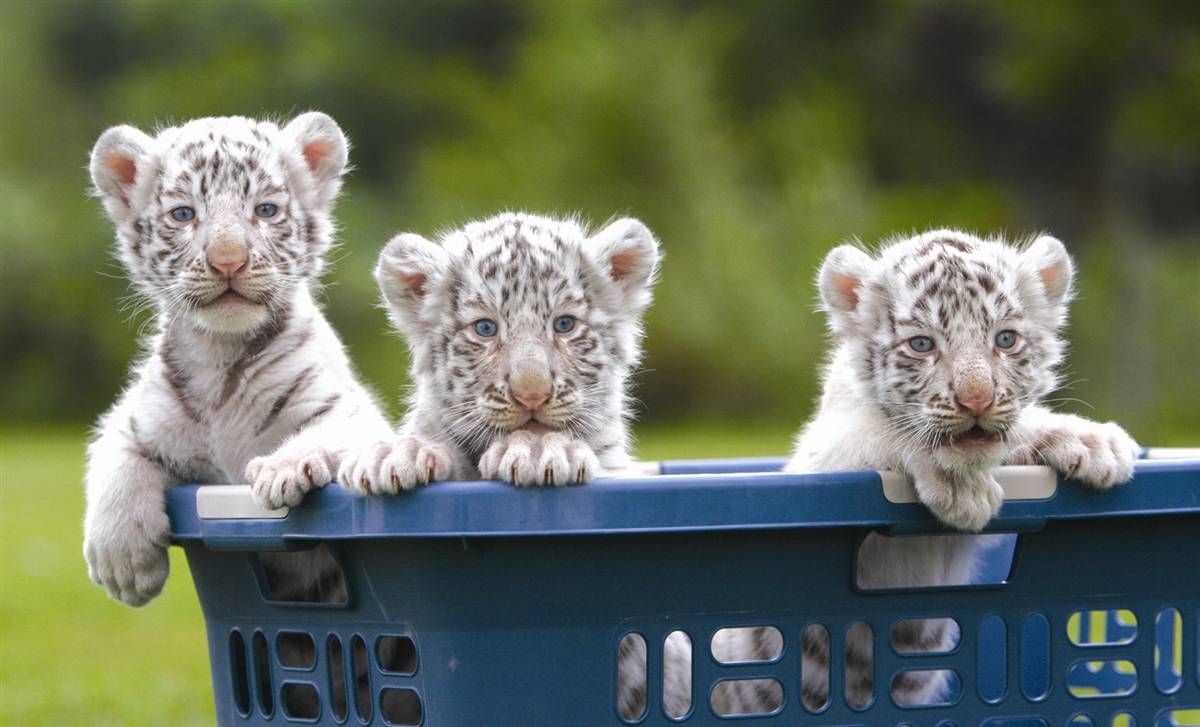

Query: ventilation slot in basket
left=378, top=635, right=418, bottom=675
left=977, top=615, right=1007, bottom=704
left=281, top=682, right=320, bottom=721
left=380, top=687, right=423, bottom=726
left=891, top=617, right=959, bottom=654
left=1067, top=609, right=1137, bottom=647
left=1158, top=710, right=1200, bottom=726
left=616, top=632, right=647, bottom=723
left=710, top=626, right=782, bottom=664
left=1066, top=660, right=1137, bottom=698
left=253, top=630, right=274, bottom=716
left=328, top=635, right=348, bottom=721
left=844, top=621, right=873, bottom=710
left=352, top=635, right=372, bottom=722
left=710, top=679, right=783, bottom=717
left=891, top=669, right=961, bottom=707
left=229, top=630, right=251, bottom=717
left=663, top=630, right=691, bottom=720
left=277, top=631, right=316, bottom=670
left=253, top=546, right=348, bottom=605
left=801, top=624, right=830, bottom=713
left=855, top=533, right=1017, bottom=590
left=1021, top=613, right=1050, bottom=702
left=1155, top=607, right=1183, bottom=695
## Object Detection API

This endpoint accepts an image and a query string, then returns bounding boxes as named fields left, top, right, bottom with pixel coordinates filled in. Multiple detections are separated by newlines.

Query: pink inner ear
left=1038, top=262, right=1064, bottom=296
left=610, top=249, right=641, bottom=281
left=107, top=154, right=137, bottom=186
left=395, top=269, right=428, bottom=297
left=302, top=140, right=334, bottom=173
left=829, top=272, right=861, bottom=310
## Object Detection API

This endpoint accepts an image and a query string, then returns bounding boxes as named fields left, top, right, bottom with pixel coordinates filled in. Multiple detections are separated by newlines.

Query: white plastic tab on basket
left=196, top=485, right=289, bottom=519
left=880, top=465, right=1058, bottom=504
left=616, top=460, right=664, bottom=477
left=1143, top=447, right=1200, bottom=459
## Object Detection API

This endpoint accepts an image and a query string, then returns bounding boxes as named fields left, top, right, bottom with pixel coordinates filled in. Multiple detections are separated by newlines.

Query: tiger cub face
left=90, top=113, right=348, bottom=334
left=375, top=212, right=660, bottom=456
left=818, top=229, right=1074, bottom=468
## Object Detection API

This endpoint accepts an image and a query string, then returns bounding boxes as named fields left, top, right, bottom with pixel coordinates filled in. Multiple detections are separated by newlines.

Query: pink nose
left=208, top=244, right=247, bottom=279
left=955, top=391, right=995, bottom=416
left=510, top=373, right=550, bottom=412
left=513, top=390, right=549, bottom=412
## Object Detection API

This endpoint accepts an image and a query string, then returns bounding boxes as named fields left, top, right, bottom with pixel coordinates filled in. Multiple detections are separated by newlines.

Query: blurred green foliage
left=1, top=0, right=1197, bottom=442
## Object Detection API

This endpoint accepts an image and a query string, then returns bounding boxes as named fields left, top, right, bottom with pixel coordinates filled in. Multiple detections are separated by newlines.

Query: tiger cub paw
left=479, top=431, right=598, bottom=486
left=247, top=446, right=338, bottom=509
left=915, top=470, right=1004, bottom=532
left=337, top=436, right=455, bottom=495
left=1034, top=420, right=1138, bottom=489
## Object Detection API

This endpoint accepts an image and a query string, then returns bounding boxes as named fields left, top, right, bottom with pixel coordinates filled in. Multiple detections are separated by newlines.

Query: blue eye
left=254, top=203, right=279, bottom=218
left=169, top=206, right=195, bottom=222
left=473, top=319, right=498, bottom=338
left=995, top=330, right=1019, bottom=349
left=553, top=315, right=576, bottom=334
left=908, top=336, right=935, bottom=354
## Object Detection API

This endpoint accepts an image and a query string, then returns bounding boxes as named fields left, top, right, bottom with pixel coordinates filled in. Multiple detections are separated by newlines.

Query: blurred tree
left=0, top=0, right=1196, bottom=442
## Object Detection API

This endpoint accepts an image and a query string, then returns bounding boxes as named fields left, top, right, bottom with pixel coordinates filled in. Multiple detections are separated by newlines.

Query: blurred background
left=1, top=1, right=1197, bottom=724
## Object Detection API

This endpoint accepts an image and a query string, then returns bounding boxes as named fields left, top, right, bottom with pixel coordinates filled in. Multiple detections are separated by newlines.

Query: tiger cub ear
left=375, top=233, right=450, bottom=338
left=1022, top=234, right=1076, bottom=316
left=90, top=125, right=156, bottom=226
left=818, top=244, right=875, bottom=332
left=283, top=111, right=349, bottom=210
left=586, top=217, right=661, bottom=313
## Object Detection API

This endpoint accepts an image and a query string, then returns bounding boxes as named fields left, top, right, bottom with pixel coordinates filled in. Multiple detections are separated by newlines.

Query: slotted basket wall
left=167, top=455, right=1200, bottom=726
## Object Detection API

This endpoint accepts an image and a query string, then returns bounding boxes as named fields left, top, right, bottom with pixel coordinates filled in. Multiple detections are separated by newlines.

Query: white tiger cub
left=338, top=212, right=659, bottom=492
left=793, top=230, right=1137, bottom=530
left=790, top=230, right=1138, bottom=709
left=632, top=230, right=1139, bottom=718
left=85, top=113, right=390, bottom=606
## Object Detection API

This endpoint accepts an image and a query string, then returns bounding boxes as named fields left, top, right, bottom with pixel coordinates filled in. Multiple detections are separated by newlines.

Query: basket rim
left=167, top=457, right=1200, bottom=548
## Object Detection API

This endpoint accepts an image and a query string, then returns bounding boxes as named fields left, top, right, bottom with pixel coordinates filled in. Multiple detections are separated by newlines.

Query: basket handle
left=195, top=485, right=289, bottom=520
left=878, top=465, right=1057, bottom=505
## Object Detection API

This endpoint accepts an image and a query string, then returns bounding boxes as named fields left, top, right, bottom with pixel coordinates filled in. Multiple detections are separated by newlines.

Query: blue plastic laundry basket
left=167, top=454, right=1200, bottom=726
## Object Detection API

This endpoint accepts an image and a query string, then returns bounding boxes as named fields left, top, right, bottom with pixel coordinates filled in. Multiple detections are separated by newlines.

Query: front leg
left=84, top=421, right=173, bottom=607
left=478, top=430, right=599, bottom=487
left=1006, top=405, right=1138, bottom=488
left=337, top=434, right=468, bottom=495
left=907, top=454, right=1003, bottom=532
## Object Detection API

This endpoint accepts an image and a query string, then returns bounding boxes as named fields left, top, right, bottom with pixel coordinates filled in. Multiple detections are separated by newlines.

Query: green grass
left=0, top=423, right=793, bottom=726
left=1, top=427, right=214, bottom=726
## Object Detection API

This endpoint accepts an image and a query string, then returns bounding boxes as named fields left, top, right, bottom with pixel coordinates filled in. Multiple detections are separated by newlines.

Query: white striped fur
left=339, top=212, right=660, bottom=492
left=84, top=113, right=389, bottom=607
